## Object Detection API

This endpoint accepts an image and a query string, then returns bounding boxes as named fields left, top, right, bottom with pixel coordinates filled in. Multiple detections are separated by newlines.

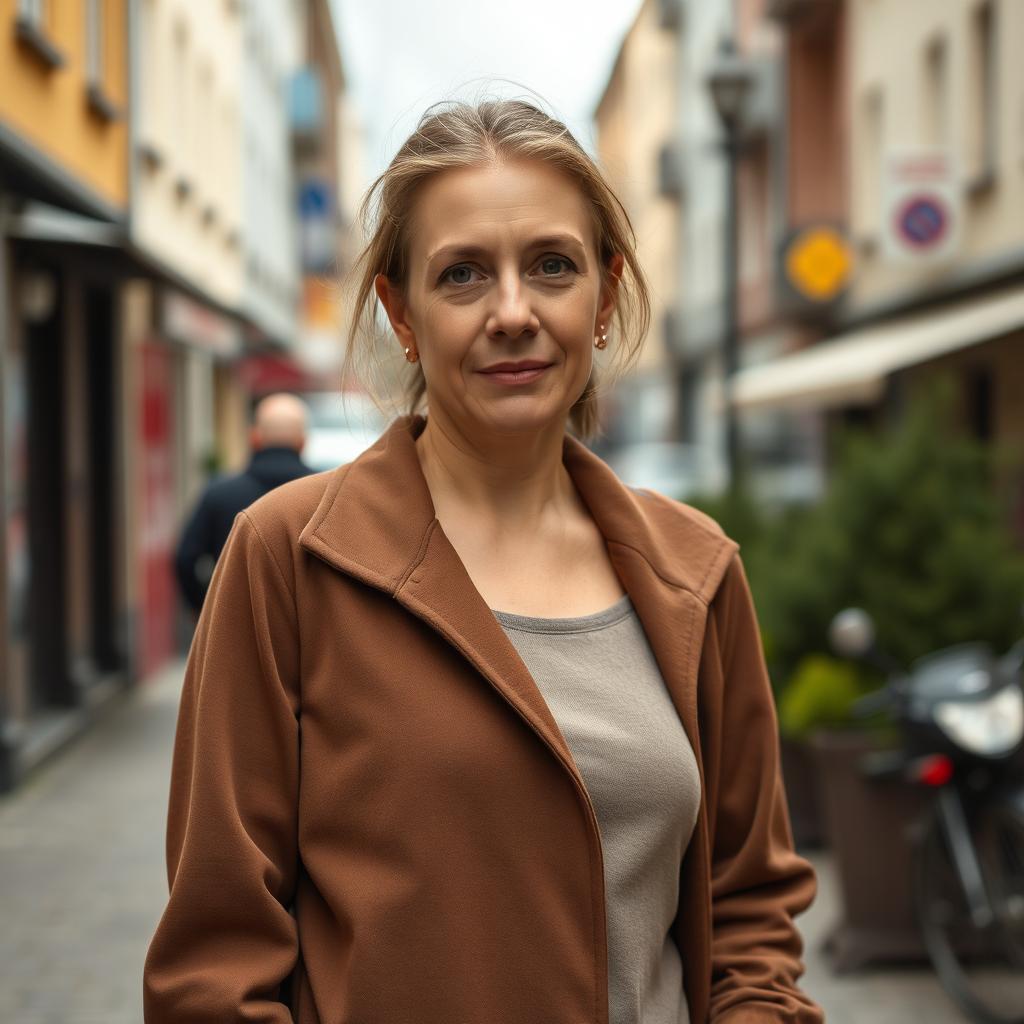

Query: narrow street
left=0, top=662, right=971, bottom=1023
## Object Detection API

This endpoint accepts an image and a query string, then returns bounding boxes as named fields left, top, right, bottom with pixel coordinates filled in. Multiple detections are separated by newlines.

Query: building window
left=84, top=0, right=119, bottom=120
left=15, top=0, right=64, bottom=69
left=858, top=86, right=884, bottom=241
left=138, top=0, right=160, bottom=146
left=656, top=0, right=683, bottom=31
left=967, top=0, right=997, bottom=187
left=86, top=0, right=103, bottom=85
left=18, top=0, right=46, bottom=26
left=173, top=24, right=190, bottom=186
left=921, top=35, right=949, bottom=149
left=739, top=139, right=770, bottom=284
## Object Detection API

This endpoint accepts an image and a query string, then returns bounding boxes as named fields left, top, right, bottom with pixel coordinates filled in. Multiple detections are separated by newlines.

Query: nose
left=486, top=270, right=539, bottom=341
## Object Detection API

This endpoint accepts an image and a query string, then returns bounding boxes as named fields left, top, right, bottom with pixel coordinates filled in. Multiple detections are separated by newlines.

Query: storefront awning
left=732, top=283, right=1024, bottom=411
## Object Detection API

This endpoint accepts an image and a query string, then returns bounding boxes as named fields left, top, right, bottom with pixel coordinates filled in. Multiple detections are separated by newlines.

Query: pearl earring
left=594, top=325, right=608, bottom=350
left=404, top=346, right=418, bottom=364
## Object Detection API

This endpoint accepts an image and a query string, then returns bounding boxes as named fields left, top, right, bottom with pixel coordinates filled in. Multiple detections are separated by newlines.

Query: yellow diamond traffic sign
left=784, top=226, right=853, bottom=302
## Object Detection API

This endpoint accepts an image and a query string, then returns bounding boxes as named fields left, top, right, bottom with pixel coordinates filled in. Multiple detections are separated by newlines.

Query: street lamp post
left=706, top=37, right=754, bottom=490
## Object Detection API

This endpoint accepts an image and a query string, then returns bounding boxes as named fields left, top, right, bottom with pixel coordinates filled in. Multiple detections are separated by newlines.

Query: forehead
left=407, top=159, right=597, bottom=258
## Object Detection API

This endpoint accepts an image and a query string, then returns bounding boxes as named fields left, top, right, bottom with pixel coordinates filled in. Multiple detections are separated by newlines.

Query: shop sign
left=161, top=289, right=242, bottom=357
left=298, top=176, right=336, bottom=273
left=881, top=148, right=960, bottom=264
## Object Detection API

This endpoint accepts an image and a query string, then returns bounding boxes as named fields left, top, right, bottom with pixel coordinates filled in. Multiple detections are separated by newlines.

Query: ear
left=374, top=274, right=417, bottom=354
left=596, top=252, right=625, bottom=332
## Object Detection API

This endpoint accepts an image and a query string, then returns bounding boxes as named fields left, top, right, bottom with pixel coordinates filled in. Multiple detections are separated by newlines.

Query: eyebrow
left=425, top=233, right=588, bottom=266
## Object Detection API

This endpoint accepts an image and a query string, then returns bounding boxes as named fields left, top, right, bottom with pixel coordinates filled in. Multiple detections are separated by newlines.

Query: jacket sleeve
left=702, top=553, right=823, bottom=1023
left=144, top=510, right=300, bottom=1022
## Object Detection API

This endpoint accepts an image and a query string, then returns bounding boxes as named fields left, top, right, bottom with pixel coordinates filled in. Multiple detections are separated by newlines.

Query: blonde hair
left=341, top=97, right=651, bottom=440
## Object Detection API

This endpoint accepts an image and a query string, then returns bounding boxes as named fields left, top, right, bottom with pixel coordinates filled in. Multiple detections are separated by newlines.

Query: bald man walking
left=174, top=393, right=315, bottom=613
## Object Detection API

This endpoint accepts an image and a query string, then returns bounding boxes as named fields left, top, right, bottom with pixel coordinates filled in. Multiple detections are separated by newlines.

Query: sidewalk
left=0, top=660, right=182, bottom=1024
left=798, top=852, right=968, bottom=1022
left=0, top=660, right=970, bottom=1023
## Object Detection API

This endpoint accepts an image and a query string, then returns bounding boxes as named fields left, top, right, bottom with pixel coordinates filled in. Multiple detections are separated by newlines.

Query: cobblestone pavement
left=0, top=660, right=182, bottom=1024
left=0, top=660, right=972, bottom=1023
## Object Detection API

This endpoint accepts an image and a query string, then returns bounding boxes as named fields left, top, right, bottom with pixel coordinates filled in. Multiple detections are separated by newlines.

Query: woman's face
left=376, top=158, right=622, bottom=441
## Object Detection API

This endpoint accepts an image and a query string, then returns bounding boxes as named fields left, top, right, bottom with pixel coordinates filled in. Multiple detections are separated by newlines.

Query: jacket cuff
left=713, top=1001, right=824, bottom=1023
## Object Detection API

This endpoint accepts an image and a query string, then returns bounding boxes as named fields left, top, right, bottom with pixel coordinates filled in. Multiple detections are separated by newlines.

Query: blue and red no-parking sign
left=882, top=150, right=960, bottom=263
left=894, top=194, right=950, bottom=251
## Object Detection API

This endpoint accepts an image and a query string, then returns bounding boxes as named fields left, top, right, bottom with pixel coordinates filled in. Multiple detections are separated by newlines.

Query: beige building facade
left=847, top=0, right=1023, bottom=306
left=133, top=0, right=245, bottom=308
left=594, top=0, right=683, bottom=456
left=732, top=0, right=1023, bottom=531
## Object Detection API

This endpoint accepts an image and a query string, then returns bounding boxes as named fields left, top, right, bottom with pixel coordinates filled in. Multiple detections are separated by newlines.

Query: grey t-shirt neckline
left=491, top=592, right=634, bottom=635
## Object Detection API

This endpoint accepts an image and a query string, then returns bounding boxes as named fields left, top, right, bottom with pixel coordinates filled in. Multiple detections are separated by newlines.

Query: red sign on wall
left=139, top=342, right=178, bottom=678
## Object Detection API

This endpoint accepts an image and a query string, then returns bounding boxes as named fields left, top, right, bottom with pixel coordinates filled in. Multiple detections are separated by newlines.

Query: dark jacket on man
left=174, top=446, right=314, bottom=612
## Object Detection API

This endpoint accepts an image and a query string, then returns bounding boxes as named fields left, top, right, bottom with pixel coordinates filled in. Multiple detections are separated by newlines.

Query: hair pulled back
left=341, top=96, right=651, bottom=439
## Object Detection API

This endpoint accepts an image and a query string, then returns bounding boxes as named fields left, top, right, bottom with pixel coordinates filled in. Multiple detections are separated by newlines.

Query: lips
left=478, top=360, right=553, bottom=374
left=476, top=360, right=554, bottom=386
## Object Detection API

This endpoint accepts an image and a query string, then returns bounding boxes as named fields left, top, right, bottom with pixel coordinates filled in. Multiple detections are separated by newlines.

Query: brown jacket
left=143, top=413, right=824, bottom=1023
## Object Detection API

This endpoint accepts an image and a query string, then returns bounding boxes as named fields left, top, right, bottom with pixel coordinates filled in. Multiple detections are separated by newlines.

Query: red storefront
left=137, top=339, right=179, bottom=679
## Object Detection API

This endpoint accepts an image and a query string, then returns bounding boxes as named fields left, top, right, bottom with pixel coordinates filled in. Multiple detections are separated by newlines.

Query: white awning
left=731, top=284, right=1024, bottom=411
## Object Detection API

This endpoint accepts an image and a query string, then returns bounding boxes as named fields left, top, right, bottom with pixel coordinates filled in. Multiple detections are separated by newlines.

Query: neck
left=414, top=411, right=578, bottom=537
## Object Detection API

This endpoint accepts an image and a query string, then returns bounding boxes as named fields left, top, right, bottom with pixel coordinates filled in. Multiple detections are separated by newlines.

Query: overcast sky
left=331, top=0, right=645, bottom=190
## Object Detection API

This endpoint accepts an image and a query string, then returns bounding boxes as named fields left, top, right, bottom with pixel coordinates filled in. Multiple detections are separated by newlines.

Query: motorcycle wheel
left=914, top=797, right=1024, bottom=1024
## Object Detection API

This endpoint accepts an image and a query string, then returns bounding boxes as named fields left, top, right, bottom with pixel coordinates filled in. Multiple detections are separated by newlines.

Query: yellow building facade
left=0, top=1, right=132, bottom=793
left=0, top=0, right=128, bottom=216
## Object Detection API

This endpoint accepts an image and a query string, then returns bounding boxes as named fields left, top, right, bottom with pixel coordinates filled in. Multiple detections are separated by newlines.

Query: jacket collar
left=298, top=413, right=735, bottom=605
left=298, top=412, right=736, bottom=770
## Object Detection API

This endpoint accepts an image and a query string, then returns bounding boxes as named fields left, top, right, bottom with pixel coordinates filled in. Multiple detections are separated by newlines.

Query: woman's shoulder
left=234, top=466, right=344, bottom=568
left=626, top=483, right=738, bottom=556
left=615, top=483, right=742, bottom=605
left=247, top=466, right=336, bottom=524
left=629, top=485, right=732, bottom=542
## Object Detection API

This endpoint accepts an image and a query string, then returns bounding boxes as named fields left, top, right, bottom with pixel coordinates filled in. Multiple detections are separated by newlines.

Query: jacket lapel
left=297, top=414, right=578, bottom=771
left=557, top=423, right=739, bottom=773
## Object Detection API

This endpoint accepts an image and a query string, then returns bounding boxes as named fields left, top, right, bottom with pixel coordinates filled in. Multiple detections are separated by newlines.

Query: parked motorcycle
left=829, top=608, right=1024, bottom=1024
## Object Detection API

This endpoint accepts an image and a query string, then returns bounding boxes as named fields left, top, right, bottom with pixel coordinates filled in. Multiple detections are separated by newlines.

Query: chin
left=473, top=398, right=572, bottom=438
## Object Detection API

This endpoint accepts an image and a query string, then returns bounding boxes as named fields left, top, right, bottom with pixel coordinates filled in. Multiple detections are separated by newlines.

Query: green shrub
left=777, top=655, right=864, bottom=738
left=693, top=375, right=1024, bottom=711
left=687, top=486, right=764, bottom=554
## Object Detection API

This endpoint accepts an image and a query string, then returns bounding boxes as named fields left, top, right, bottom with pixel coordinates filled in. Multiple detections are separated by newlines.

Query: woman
left=144, top=99, right=824, bottom=1023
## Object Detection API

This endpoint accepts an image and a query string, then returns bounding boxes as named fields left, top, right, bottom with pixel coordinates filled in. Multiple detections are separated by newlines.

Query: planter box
left=780, top=735, right=826, bottom=850
left=809, top=729, right=931, bottom=972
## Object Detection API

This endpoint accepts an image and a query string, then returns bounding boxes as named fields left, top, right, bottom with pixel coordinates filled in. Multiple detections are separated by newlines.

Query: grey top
left=493, top=593, right=700, bottom=1024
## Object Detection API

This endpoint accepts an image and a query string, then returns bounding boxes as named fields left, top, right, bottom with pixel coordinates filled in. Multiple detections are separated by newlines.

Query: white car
left=606, top=442, right=700, bottom=501
left=300, top=391, right=390, bottom=473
